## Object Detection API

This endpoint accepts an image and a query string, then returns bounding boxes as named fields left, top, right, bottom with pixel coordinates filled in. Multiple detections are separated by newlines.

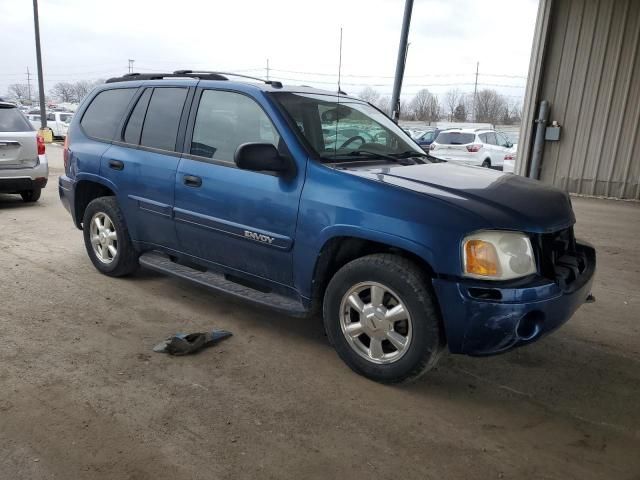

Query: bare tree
left=358, top=87, right=381, bottom=105
left=444, top=88, right=461, bottom=121
left=475, top=89, right=506, bottom=124
left=72, top=80, right=97, bottom=102
left=409, top=89, right=440, bottom=122
left=7, top=84, right=31, bottom=102
left=50, top=82, right=76, bottom=103
left=375, top=96, right=391, bottom=116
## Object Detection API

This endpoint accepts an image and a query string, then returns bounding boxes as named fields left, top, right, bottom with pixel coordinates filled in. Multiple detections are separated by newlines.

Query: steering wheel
left=339, top=135, right=366, bottom=149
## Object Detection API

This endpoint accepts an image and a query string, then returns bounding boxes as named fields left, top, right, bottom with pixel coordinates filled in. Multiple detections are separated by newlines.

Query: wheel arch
left=74, top=175, right=117, bottom=229
left=308, top=226, right=438, bottom=313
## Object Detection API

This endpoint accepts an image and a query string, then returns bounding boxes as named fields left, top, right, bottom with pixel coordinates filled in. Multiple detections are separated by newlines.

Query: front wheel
left=82, top=196, right=139, bottom=277
left=323, top=254, right=444, bottom=384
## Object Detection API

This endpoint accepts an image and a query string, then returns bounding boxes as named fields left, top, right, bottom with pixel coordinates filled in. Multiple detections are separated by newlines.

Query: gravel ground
left=0, top=145, right=638, bottom=479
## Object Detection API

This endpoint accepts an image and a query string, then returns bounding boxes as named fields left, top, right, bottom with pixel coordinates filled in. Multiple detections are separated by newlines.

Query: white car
left=430, top=128, right=514, bottom=168
left=502, top=145, right=518, bottom=173
left=26, top=111, right=73, bottom=139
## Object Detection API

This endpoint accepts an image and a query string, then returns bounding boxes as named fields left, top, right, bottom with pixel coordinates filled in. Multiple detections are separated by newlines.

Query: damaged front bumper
left=433, top=241, right=596, bottom=356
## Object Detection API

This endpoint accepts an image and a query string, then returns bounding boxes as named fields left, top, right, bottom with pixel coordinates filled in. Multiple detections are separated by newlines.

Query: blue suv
left=59, top=71, right=595, bottom=383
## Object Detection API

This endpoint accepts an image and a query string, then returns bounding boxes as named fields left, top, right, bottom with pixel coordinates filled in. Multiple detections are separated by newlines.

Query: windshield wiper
left=321, top=150, right=401, bottom=163
left=392, top=150, right=429, bottom=159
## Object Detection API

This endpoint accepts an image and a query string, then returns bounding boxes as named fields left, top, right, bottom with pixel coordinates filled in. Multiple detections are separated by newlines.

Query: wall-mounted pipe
left=528, top=100, right=549, bottom=179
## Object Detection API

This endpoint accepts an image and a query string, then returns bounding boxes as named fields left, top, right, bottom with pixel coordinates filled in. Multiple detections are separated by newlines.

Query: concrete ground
left=0, top=146, right=639, bottom=479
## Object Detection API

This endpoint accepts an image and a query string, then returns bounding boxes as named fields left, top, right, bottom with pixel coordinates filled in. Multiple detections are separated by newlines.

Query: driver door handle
left=183, top=175, right=202, bottom=188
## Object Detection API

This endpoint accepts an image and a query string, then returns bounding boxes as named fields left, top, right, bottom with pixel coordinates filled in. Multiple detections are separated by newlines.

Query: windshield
left=272, top=92, right=424, bottom=161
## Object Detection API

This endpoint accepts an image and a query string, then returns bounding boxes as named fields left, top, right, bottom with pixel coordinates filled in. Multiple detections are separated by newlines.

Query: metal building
left=518, top=0, right=640, bottom=199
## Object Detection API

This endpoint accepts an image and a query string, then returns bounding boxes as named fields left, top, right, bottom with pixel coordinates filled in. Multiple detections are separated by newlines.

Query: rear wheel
left=323, top=254, right=444, bottom=384
left=82, top=196, right=139, bottom=277
left=482, top=159, right=491, bottom=168
left=20, top=188, right=41, bottom=203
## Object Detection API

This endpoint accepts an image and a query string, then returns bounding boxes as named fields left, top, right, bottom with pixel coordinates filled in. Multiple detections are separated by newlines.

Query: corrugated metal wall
left=538, top=0, right=640, bottom=199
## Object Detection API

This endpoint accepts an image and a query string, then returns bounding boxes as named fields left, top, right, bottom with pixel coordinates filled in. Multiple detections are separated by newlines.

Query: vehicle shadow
left=0, top=194, right=36, bottom=209
left=126, top=267, right=640, bottom=440
left=408, top=331, right=640, bottom=436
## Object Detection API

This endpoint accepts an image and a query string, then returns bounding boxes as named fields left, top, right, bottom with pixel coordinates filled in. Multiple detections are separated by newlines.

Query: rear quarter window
left=80, top=88, right=137, bottom=141
left=436, top=132, right=475, bottom=145
left=0, top=107, right=33, bottom=132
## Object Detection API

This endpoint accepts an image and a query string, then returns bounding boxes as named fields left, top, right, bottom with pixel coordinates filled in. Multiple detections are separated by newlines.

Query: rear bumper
left=433, top=241, right=596, bottom=356
left=58, top=174, right=76, bottom=222
left=0, top=155, right=48, bottom=192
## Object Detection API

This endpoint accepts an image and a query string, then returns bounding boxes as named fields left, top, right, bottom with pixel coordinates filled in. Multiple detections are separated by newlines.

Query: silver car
left=0, top=102, right=48, bottom=202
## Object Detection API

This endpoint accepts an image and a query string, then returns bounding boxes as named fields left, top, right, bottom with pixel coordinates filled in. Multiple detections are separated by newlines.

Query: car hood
left=342, top=162, right=575, bottom=233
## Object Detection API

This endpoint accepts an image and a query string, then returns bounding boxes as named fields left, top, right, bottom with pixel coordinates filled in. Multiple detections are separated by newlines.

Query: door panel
left=99, top=85, right=191, bottom=250
left=174, top=88, right=304, bottom=286
left=174, top=160, right=301, bottom=284
left=101, top=144, right=180, bottom=249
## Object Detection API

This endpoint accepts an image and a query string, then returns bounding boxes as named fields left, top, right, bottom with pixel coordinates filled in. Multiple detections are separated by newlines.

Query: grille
left=537, top=227, right=587, bottom=290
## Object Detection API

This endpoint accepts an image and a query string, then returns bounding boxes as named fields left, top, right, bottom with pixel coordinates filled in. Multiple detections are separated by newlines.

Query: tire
left=82, top=196, right=139, bottom=277
left=323, top=254, right=444, bottom=384
left=20, top=188, right=41, bottom=203
left=482, top=159, right=491, bottom=168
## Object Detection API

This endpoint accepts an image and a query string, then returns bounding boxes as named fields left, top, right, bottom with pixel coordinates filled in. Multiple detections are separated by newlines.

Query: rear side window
left=485, top=132, right=498, bottom=145
left=123, top=89, right=152, bottom=144
left=190, top=90, right=280, bottom=160
left=436, top=132, right=475, bottom=145
left=140, top=88, right=187, bottom=152
left=81, top=88, right=136, bottom=140
left=0, top=107, right=33, bottom=132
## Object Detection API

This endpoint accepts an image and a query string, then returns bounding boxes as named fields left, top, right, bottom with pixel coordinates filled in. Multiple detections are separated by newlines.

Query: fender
left=293, top=224, right=438, bottom=300
left=317, top=224, right=436, bottom=269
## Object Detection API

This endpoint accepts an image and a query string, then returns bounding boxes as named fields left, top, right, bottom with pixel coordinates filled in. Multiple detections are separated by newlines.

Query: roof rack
left=173, top=70, right=283, bottom=88
left=105, top=70, right=283, bottom=88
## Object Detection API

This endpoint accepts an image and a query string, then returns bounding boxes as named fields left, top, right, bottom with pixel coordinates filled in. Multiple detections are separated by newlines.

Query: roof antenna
left=337, top=27, right=346, bottom=95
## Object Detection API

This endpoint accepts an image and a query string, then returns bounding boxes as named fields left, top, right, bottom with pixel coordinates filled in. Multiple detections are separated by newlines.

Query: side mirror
left=506, top=141, right=513, bottom=148
left=234, top=143, right=288, bottom=173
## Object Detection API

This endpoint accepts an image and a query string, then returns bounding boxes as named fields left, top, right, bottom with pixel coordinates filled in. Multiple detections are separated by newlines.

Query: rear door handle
left=183, top=175, right=202, bottom=187
left=108, top=159, right=124, bottom=171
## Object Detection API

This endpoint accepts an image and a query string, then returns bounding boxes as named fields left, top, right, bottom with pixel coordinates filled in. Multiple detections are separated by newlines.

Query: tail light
left=37, top=134, right=45, bottom=155
left=63, top=134, right=69, bottom=170
left=505, top=153, right=515, bottom=160
left=466, top=144, right=482, bottom=153
left=429, top=143, right=436, bottom=151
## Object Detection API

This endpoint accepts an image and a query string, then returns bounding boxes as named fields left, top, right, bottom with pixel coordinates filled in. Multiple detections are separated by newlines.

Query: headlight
left=462, top=231, right=536, bottom=280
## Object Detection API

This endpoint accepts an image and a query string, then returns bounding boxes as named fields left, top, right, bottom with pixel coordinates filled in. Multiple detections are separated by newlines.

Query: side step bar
left=139, top=251, right=308, bottom=317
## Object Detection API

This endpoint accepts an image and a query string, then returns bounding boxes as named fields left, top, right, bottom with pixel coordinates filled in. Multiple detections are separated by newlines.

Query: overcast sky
left=1, top=0, right=539, bottom=103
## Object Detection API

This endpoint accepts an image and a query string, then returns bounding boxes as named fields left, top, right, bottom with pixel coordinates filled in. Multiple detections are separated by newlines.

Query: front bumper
left=432, top=241, right=596, bottom=356
left=0, top=154, right=48, bottom=193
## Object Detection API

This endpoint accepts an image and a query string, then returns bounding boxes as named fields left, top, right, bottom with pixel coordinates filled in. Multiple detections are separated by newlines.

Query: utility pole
left=472, top=61, right=479, bottom=122
left=26, top=67, right=32, bottom=103
left=390, top=0, right=414, bottom=123
left=266, top=59, right=270, bottom=81
left=128, top=59, right=135, bottom=74
left=32, top=0, right=46, bottom=129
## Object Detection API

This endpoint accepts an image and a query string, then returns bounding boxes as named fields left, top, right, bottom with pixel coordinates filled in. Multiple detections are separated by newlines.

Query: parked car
left=430, top=128, right=514, bottom=168
left=27, top=112, right=72, bottom=139
left=59, top=72, right=595, bottom=383
left=414, top=127, right=442, bottom=151
left=0, top=102, right=48, bottom=202
left=503, top=147, right=518, bottom=173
